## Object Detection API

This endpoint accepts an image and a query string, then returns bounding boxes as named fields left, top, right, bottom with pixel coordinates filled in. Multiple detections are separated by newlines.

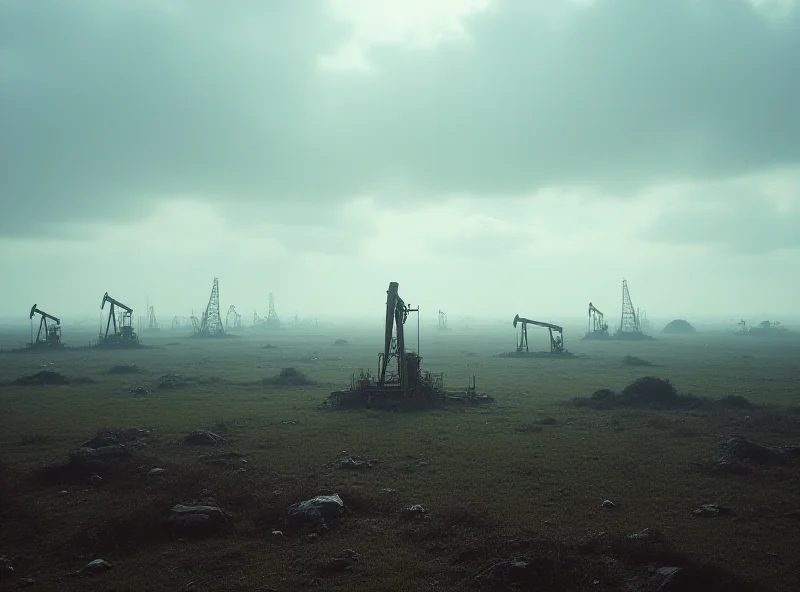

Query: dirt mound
left=574, top=377, right=703, bottom=410
left=11, top=371, right=70, bottom=386
left=662, top=319, right=696, bottom=334
left=261, top=367, right=315, bottom=387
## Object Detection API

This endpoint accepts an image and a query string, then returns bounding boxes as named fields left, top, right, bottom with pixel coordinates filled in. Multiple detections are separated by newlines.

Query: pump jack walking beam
left=513, top=314, right=565, bottom=353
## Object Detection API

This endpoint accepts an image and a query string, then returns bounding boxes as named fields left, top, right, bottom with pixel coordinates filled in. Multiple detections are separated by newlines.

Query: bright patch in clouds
left=319, top=0, right=492, bottom=71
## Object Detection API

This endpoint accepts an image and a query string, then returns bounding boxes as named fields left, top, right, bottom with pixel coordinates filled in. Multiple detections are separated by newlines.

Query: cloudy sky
left=1, top=0, right=798, bottom=325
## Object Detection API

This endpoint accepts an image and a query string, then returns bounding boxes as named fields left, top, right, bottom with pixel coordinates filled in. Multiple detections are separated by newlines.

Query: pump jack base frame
left=582, top=331, right=611, bottom=341
left=322, top=382, right=493, bottom=412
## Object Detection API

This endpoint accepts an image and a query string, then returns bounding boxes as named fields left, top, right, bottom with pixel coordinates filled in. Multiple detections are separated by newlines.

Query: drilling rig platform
left=612, top=280, right=654, bottom=340
left=322, top=282, right=492, bottom=411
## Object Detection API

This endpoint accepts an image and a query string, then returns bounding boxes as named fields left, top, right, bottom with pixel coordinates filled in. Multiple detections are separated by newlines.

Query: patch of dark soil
left=573, top=377, right=704, bottom=410
left=262, top=344, right=277, bottom=349
left=261, top=367, right=315, bottom=387
left=334, top=339, right=350, bottom=346
left=11, top=371, right=70, bottom=386
left=106, top=364, right=140, bottom=374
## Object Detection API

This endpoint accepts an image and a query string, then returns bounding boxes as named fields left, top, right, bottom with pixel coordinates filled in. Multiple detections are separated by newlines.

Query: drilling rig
left=583, top=302, right=610, bottom=340
left=325, top=282, right=492, bottom=410
left=226, top=305, right=242, bottom=330
left=438, top=309, right=449, bottom=330
left=28, top=304, right=63, bottom=348
left=147, top=306, right=160, bottom=331
left=613, top=279, right=653, bottom=340
left=512, top=314, right=568, bottom=354
left=194, top=278, right=226, bottom=337
left=99, top=292, right=141, bottom=347
left=253, top=293, right=281, bottom=329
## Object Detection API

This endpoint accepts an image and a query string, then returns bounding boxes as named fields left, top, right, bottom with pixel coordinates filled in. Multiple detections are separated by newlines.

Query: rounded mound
left=662, top=319, right=696, bottom=334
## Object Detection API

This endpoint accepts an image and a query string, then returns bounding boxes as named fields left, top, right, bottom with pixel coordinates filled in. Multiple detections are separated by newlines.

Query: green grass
left=1, top=327, right=799, bottom=591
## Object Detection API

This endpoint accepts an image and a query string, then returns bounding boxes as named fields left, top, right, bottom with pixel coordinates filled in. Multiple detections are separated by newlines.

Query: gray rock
left=168, top=504, right=228, bottom=532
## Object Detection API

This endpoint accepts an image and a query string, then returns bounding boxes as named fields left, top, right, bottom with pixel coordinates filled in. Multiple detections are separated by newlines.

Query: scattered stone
left=147, top=468, right=167, bottom=478
left=168, top=504, right=229, bottom=533
left=281, top=420, right=298, bottom=425
left=128, top=386, right=150, bottom=396
left=628, top=527, right=660, bottom=542
left=601, top=500, right=615, bottom=508
left=57, top=490, right=68, bottom=497
left=90, top=473, right=103, bottom=485
left=77, top=559, right=112, bottom=577
left=184, top=430, right=227, bottom=446
left=401, top=504, right=427, bottom=519
left=379, top=488, right=396, bottom=495
left=271, top=530, right=283, bottom=536
left=692, top=504, right=731, bottom=518
left=19, top=577, right=35, bottom=587
left=287, top=494, right=345, bottom=529
left=335, top=454, right=376, bottom=470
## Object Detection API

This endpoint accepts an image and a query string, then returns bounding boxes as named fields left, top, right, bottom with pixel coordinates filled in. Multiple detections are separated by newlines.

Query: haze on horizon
left=1, top=0, right=799, bottom=325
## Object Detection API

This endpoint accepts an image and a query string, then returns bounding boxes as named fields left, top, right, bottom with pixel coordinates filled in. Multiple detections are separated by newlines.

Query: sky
left=1, top=0, right=799, bottom=326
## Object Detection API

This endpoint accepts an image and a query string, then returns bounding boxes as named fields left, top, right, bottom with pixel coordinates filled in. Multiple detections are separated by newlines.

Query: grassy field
left=1, top=324, right=799, bottom=591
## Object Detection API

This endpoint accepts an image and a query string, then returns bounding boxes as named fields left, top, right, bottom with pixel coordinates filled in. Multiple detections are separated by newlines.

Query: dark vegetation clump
left=574, top=378, right=758, bottom=412
left=261, top=367, right=315, bottom=387
left=574, top=377, right=702, bottom=410
left=11, top=370, right=70, bottom=386
left=334, top=339, right=350, bottom=346
left=106, top=364, right=140, bottom=374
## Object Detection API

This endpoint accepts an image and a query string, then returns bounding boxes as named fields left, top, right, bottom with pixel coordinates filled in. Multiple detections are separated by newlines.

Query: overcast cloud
left=0, top=0, right=798, bottom=323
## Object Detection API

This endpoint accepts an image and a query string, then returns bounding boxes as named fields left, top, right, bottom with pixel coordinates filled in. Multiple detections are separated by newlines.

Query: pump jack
left=513, top=314, right=566, bottom=354
left=583, top=302, right=609, bottom=340
left=99, top=292, right=140, bottom=347
left=325, top=282, right=492, bottom=410
left=29, top=304, right=63, bottom=347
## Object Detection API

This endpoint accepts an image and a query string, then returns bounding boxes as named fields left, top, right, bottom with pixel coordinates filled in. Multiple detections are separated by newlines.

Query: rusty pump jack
left=325, top=282, right=491, bottom=410
left=583, top=302, right=610, bottom=340
left=29, top=304, right=62, bottom=347
left=99, top=292, right=140, bottom=346
left=513, top=314, right=565, bottom=354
